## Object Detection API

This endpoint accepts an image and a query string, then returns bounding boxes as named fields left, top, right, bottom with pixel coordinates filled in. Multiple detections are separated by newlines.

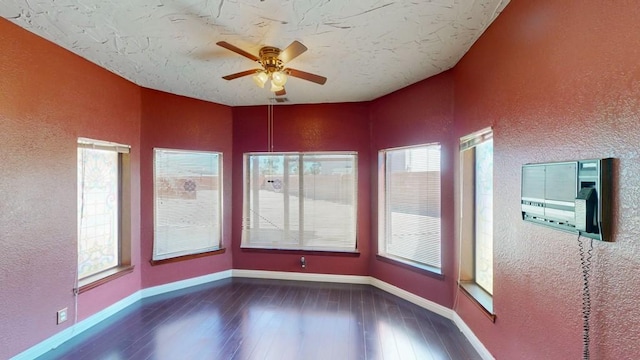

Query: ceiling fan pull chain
left=267, top=103, right=274, bottom=152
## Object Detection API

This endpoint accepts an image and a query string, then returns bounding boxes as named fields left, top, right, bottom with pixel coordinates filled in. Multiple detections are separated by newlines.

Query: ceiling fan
left=217, top=40, right=327, bottom=96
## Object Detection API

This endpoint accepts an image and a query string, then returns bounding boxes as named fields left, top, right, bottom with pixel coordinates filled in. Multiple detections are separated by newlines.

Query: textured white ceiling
left=1, top=0, right=509, bottom=106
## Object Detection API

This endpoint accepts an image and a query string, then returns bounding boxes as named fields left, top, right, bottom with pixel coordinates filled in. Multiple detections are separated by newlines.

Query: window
left=77, top=138, right=132, bottom=289
left=242, top=152, right=357, bottom=252
left=153, top=149, right=222, bottom=261
left=378, top=144, right=442, bottom=273
left=459, top=128, right=494, bottom=317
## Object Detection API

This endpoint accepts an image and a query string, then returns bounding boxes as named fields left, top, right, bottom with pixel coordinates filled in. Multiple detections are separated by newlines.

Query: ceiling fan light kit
left=252, top=72, right=269, bottom=88
left=270, top=82, right=284, bottom=92
left=217, top=40, right=327, bottom=96
left=271, top=71, right=287, bottom=87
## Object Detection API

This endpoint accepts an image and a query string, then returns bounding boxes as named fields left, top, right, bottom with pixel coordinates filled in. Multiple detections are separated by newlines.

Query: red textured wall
left=140, top=89, right=233, bottom=288
left=6, top=0, right=640, bottom=358
left=369, top=72, right=455, bottom=307
left=453, top=1, right=640, bottom=359
left=232, top=104, right=370, bottom=275
left=0, top=18, right=142, bottom=359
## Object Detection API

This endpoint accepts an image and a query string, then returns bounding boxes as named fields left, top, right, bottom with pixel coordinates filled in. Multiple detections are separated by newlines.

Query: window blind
left=380, top=144, right=441, bottom=270
left=242, top=152, right=357, bottom=251
left=153, top=149, right=222, bottom=260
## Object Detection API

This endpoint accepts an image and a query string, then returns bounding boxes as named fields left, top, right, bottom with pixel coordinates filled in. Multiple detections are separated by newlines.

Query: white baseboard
left=14, top=269, right=493, bottom=360
left=231, top=269, right=370, bottom=284
left=12, top=291, right=142, bottom=360
left=140, top=270, right=233, bottom=298
left=11, top=272, right=234, bottom=360
left=233, top=270, right=493, bottom=360
left=368, top=277, right=454, bottom=320
left=453, top=313, right=495, bottom=360
left=364, top=279, right=494, bottom=360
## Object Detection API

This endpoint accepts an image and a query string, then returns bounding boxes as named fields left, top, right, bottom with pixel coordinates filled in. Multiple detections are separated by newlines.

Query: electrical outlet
left=57, top=308, right=68, bottom=324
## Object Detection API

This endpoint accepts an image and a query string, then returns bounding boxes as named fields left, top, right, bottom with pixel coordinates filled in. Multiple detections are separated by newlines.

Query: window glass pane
left=302, top=154, right=356, bottom=248
left=153, top=149, right=221, bottom=260
left=77, top=148, right=119, bottom=278
left=381, top=145, right=441, bottom=270
left=245, top=154, right=300, bottom=246
left=242, top=152, right=357, bottom=251
left=475, top=139, right=493, bottom=294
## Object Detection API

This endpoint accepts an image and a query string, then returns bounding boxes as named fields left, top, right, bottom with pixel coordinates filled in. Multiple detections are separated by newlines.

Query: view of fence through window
left=242, top=153, right=357, bottom=251
left=153, top=149, right=221, bottom=260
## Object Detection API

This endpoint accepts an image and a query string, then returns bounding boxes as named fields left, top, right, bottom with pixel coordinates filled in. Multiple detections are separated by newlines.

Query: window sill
left=150, top=248, right=226, bottom=266
left=376, top=254, right=443, bottom=279
left=77, top=265, right=135, bottom=294
left=458, top=281, right=495, bottom=322
left=241, top=247, right=360, bottom=257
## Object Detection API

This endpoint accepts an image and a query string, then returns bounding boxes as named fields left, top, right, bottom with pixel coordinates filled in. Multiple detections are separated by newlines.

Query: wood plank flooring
left=37, top=278, right=481, bottom=360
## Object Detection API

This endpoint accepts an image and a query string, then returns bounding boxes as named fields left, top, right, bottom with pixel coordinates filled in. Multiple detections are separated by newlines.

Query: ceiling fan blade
left=279, top=41, right=307, bottom=64
left=216, top=41, right=259, bottom=62
left=222, top=69, right=262, bottom=80
left=275, top=87, right=286, bottom=96
left=286, top=68, right=327, bottom=85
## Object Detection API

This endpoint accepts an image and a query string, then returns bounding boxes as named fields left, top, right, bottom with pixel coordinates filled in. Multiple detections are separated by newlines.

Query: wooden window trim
left=241, top=247, right=360, bottom=257
left=458, top=281, right=496, bottom=322
left=375, top=254, right=443, bottom=279
left=149, top=248, right=227, bottom=266
left=77, top=265, right=135, bottom=294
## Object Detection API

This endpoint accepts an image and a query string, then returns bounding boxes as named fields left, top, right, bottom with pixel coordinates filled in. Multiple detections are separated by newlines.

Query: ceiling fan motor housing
left=259, top=46, right=283, bottom=72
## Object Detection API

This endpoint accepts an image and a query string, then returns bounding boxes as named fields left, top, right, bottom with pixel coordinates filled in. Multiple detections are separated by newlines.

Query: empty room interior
left=2, top=1, right=640, bottom=359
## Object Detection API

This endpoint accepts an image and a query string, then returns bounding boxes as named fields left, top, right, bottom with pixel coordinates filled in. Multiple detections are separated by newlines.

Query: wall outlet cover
left=57, top=308, right=68, bottom=324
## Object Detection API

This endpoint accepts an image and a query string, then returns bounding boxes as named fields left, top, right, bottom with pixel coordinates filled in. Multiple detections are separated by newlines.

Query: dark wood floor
left=38, top=278, right=481, bottom=360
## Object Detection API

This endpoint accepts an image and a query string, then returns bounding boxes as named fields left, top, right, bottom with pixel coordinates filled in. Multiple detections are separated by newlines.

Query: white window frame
left=152, top=148, right=223, bottom=261
left=378, top=143, right=442, bottom=274
left=241, top=152, right=358, bottom=252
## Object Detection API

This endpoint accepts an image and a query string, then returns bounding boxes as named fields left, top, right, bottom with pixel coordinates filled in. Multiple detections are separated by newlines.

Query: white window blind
left=379, top=144, right=441, bottom=271
left=242, top=152, right=357, bottom=252
left=153, top=149, right=222, bottom=260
